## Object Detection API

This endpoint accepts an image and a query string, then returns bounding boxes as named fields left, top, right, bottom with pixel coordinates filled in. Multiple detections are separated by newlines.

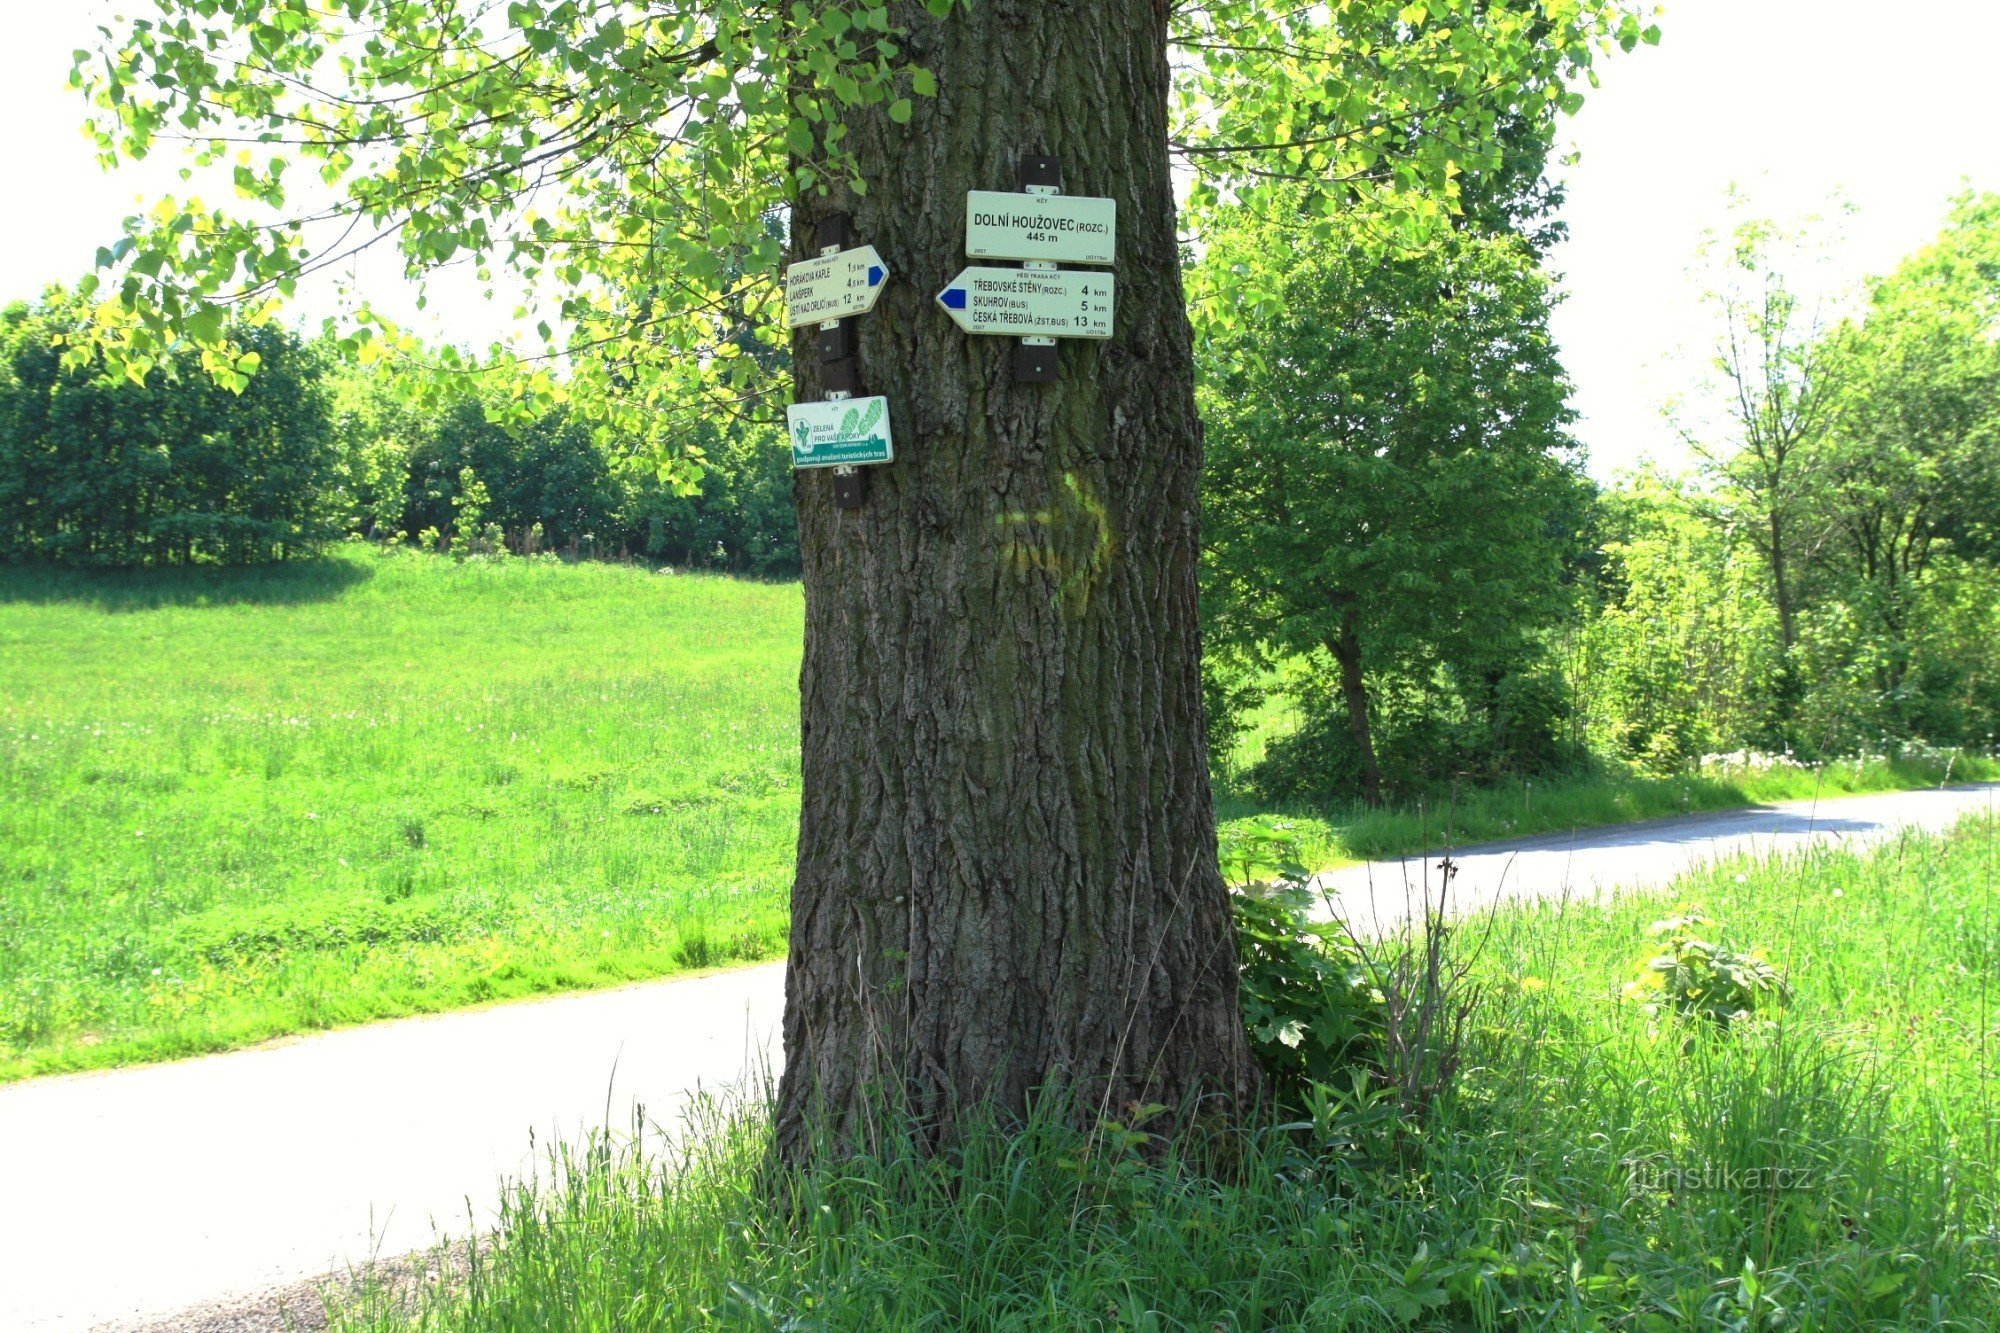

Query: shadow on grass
left=0, top=554, right=373, bottom=611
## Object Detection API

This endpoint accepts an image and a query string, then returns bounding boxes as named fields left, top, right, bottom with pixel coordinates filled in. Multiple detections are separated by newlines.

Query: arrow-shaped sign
left=935, top=267, right=1114, bottom=339
left=785, top=245, right=889, bottom=328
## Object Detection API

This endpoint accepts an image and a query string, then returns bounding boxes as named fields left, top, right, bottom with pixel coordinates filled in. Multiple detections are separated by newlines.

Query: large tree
left=1196, top=208, right=1585, bottom=805
left=1682, top=205, right=1849, bottom=664
left=1815, top=193, right=2000, bottom=707
left=68, top=0, right=1645, bottom=1156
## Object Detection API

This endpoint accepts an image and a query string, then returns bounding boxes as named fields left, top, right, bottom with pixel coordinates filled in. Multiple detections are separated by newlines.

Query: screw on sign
left=936, top=268, right=1114, bottom=339
left=785, top=245, right=890, bottom=327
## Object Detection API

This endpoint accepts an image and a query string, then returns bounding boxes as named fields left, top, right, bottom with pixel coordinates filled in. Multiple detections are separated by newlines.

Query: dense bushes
left=331, top=364, right=801, bottom=575
left=1577, top=471, right=2000, bottom=766
left=1244, top=667, right=1584, bottom=806
left=0, top=297, right=337, bottom=566
left=398, top=400, right=621, bottom=552
left=0, top=292, right=803, bottom=573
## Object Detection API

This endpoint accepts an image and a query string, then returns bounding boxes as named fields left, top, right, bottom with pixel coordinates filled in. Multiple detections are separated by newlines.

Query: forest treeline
left=2, top=196, right=1995, bottom=798
left=0, top=293, right=800, bottom=575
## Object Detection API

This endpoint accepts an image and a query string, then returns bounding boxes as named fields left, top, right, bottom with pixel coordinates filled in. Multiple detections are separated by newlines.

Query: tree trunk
left=775, top=0, right=1255, bottom=1162
left=1768, top=510, right=1797, bottom=653
left=1327, top=612, right=1385, bottom=807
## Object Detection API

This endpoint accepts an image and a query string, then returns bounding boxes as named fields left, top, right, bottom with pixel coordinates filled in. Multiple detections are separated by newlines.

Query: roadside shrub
left=1221, top=818, right=1382, bottom=1100
left=1623, top=906, right=1790, bottom=1031
left=1245, top=665, right=1587, bottom=805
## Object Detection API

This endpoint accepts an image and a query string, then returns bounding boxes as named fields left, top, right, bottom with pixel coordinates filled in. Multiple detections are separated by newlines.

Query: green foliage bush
left=0, top=294, right=337, bottom=566
left=1221, top=818, right=1382, bottom=1098
left=1244, top=666, right=1585, bottom=805
left=1623, top=907, right=1790, bottom=1032
left=399, top=399, right=620, bottom=553
left=614, top=418, right=800, bottom=575
left=0, top=291, right=801, bottom=575
left=326, top=361, right=801, bottom=574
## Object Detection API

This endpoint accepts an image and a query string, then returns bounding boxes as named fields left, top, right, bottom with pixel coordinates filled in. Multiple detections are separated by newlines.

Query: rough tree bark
left=775, top=0, right=1255, bottom=1162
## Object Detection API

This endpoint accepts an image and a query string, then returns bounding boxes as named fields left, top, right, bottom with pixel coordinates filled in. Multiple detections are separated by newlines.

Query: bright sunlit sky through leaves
left=3, top=0, right=1997, bottom=480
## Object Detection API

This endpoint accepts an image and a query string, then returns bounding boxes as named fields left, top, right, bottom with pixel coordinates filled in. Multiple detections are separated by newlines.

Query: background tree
left=69, top=0, right=1649, bottom=1156
left=1679, top=202, right=1848, bottom=718
left=1575, top=196, right=2000, bottom=764
left=0, top=291, right=334, bottom=566
left=1197, top=209, right=1587, bottom=806
left=1811, top=193, right=2000, bottom=733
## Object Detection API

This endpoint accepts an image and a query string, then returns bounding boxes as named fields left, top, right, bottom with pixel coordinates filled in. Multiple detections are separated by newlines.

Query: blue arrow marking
left=941, top=287, right=968, bottom=310
left=867, top=265, right=884, bottom=287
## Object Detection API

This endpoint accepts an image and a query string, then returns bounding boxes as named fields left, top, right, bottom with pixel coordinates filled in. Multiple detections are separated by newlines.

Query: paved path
left=2, top=783, right=1994, bottom=1331
left=1318, top=781, right=1999, bottom=934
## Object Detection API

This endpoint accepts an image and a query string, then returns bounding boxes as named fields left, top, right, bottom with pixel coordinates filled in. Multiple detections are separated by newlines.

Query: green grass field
left=0, top=548, right=802, bottom=1080
left=3, top=548, right=1992, bottom=1083
left=335, top=817, right=2000, bottom=1330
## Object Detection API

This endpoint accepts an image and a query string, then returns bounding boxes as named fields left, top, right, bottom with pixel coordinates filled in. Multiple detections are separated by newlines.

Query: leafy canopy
left=71, top=0, right=1652, bottom=480
left=1195, top=202, right=1586, bottom=678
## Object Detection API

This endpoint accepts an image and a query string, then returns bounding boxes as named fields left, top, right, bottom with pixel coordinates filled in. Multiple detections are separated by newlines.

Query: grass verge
left=1218, top=748, right=2000, bottom=871
left=334, top=813, right=2000, bottom=1330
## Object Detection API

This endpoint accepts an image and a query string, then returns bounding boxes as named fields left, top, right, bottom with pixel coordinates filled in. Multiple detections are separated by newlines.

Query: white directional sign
left=788, top=395, right=894, bottom=469
left=936, top=268, right=1114, bottom=340
left=965, top=191, right=1116, bottom=265
left=785, top=245, right=889, bottom=327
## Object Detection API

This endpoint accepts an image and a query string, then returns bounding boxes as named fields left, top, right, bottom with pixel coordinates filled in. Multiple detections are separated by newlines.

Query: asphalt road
left=2, top=782, right=1994, bottom=1331
left=1317, top=781, right=1999, bottom=933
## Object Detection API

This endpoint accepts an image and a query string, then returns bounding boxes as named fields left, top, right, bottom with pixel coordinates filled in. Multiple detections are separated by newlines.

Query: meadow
left=0, top=548, right=802, bottom=1080
left=2, top=548, right=1992, bottom=1082
left=335, top=816, right=2000, bottom=1330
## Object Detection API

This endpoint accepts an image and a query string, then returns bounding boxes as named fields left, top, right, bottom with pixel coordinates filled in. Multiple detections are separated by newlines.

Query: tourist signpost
left=784, top=159, right=1124, bottom=499
left=785, top=245, right=889, bottom=327
left=964, top=191, right=1117, bottom=266
left=945, top=157, right=1117, bottom=381
left=789, top=214, right=890, bottom=507
left=936, top=268, right=1113, bottom=339
left=788, top=395, right=894, bottom=469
